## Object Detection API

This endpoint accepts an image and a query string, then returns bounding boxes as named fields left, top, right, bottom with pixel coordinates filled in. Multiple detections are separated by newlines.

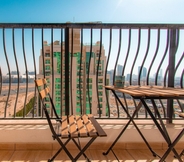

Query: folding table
left=103, top=85, right=184, bottom=162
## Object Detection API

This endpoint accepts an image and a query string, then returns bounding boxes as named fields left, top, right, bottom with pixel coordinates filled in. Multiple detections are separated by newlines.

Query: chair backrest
left=35, top=78, right=60, bottom=137
left=35, top=78, right=60, bottom=119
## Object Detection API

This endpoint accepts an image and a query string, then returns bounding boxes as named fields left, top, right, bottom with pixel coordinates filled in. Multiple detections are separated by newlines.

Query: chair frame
left=35, top=78, right=106, bottom=162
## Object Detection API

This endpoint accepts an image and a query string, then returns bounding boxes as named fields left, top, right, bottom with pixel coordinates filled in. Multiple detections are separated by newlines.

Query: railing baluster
left=12, top=28, right=20, bottom=118
left=167, top=28, right=179, bottom=123
left=3, top=28, right=11, bottom=118
left=22, top=28, right=29, bottom=118
left=147, top=28, right=160, bottom=85
left=51, top=28, right=54, bottom=117
left=105, top=28, right=112, bottom=117
left=70, top=28, right=74, bottom=115
left=0, top=67, right=2, bottom=95
left=86, top=28, right=93, bottom=114
left=32, top=28, right=37, bottom=118
left=158, top=29, right=169, bottom=86
left=130, top=28, right=141, bottom=85
left=79, top=28, right=83, bottom=114
left=65, top=27, right=70, bottom=115
left=60, top=28, right=63, bottom=116
left=180, top=70, right=184, bottom=88
left=138, top=28, right=150, bottom=86
left=96, top=28, right=103, bottom=117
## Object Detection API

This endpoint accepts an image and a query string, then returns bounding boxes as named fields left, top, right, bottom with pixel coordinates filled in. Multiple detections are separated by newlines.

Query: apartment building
left=38, top=29, right=109, bottom=117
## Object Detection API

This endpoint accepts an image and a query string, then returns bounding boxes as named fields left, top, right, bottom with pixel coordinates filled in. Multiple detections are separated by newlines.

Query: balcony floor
left=0, top=148, right=183, bottom=161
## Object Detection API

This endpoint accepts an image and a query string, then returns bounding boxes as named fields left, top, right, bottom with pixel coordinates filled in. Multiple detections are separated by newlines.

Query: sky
left=0, top=0, right=184, bottom=77
left=0, top=0, right=184, bottom=23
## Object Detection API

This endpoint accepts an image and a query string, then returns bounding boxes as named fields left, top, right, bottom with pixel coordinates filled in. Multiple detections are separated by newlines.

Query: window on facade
left=99, top=97, right=103, bottom=102
left=46, top=103, right=50, bottom=108
left=45, top=65, right=50, bottom=70
left=86, top=84, right=92, bottom=89
left=56, top=97, right=61, bottom=102
left=45, top=59, right=50, bottom=64
left=46, top=78, right=50, bottom=83
left=77, top=102, right=80, bottom=106
left=98, top=91, right=103, bottom=96
left=98, top=79, right=103, bottom=83
left=55, top=91, right=61, bottom=95
left=97, top=109, right=102, bottom=114
left=55, top=78, right=61, bottom=83
left=98, top=85, right=103, bottom=89
left=45, top=53, right=50, bottom=57
left=87, top=78, right=92, bottom=83
left=55, top=84, right=61, bottom=89
left=45, top=72, right=50, bottom=76
left=45, top=97, right=49, bottom=102
left=55, top=103, right=60, bottom=109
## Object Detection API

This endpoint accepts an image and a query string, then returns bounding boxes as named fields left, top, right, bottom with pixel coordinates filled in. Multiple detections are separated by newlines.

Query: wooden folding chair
left=35, top=78, right=107, bottom=162
left=159, top=112, right=184, bottom=162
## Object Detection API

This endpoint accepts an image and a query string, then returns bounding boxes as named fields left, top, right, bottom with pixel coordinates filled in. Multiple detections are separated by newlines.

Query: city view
left=0, top=27, right=183, bottom=118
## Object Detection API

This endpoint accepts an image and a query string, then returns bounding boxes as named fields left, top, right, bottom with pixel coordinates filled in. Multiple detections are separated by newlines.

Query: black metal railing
left=0, top=23, right=183, bottom=120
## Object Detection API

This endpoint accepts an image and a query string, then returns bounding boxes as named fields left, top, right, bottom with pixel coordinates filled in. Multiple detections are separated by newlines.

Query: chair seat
left=61, top=114, right=106, bottom=139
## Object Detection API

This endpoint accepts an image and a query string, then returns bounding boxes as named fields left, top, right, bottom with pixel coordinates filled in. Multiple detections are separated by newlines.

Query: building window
left=55, top=84, right=61, bottom=89
left=87, top=78, right=92, bottom=83
left=56, top=97, right=61, bottom=102
left=97, top=109, right=102, bottom=114
left=45, top=65, right=50, bottom=70
left=98, top=85, right=103, bottom=90
left=45, top=59, right=50, bottom=64
left=45, top=72, right=50, bottom=76
left=45, top=53, right=50, bottom=57
left=55, top=90, right=61, bottom=95
left=55, top=78, right=61, bottom=83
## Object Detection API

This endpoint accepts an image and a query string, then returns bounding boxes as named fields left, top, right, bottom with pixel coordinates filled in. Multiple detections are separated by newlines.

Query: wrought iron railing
left=0, top=23, right=183, bottom=120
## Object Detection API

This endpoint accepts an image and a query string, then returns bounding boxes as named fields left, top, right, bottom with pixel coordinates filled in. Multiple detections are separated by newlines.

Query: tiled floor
left=0, top=149, right=183, bottom=162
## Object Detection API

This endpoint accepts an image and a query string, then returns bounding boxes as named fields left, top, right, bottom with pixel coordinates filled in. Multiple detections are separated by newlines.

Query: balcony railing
left=0, top=23, right=183, bottom=121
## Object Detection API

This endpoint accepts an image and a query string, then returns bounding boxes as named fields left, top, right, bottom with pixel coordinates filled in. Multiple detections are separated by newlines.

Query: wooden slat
left=175, top=112, right=184, bottom=118
left=104, top=85, right=184, bottom=98
left=152, top=89, right=180, bottom=97
left=75, top=116, right=88, bottom=137
left=61, top=116, right=69, bottom=138
left=88, top=114, right=107, bottom=137
left=82, top=114, right=97, bottom=137
left=68, top=115, right=78, bottom=138
left=118, top=89, right=143, bottom=97
left=140, top=89, right=176, bottom=97
left=35, top=78, right=47, bottom=86
left=39, top=87, right=49, bottom=100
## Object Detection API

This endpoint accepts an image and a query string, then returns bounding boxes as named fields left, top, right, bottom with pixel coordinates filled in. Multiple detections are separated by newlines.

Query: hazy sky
left=0, top=0, right=184, bottom=23
left=0, top=0, right=183, bottom=76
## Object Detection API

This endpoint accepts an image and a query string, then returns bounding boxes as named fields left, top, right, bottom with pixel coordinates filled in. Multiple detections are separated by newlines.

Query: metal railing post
left=65, top=27, right=70, bottom=115
left=167, top=28, right=178, bottom=123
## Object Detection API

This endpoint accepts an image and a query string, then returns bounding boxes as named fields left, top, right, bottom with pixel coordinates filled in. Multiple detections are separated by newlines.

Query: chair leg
left=74, top=137, right=96, bottom=161
left=49, top=138, right=71, bottom=162
left=72, top=138, right=90, bottom=161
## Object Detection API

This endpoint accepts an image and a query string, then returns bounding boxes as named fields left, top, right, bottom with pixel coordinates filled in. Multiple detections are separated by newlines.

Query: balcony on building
left=0, top=23, right=183, bottom=161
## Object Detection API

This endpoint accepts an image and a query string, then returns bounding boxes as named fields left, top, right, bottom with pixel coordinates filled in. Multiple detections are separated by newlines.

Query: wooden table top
left=104, top=85, right=184, bottom=98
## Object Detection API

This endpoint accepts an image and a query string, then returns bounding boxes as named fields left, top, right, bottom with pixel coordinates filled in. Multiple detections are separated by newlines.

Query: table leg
left=103, top=90, right=158, bottom=158
left=159, top=129, right=184, bottom=162
left=141, top=99, right=183, bottom=162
